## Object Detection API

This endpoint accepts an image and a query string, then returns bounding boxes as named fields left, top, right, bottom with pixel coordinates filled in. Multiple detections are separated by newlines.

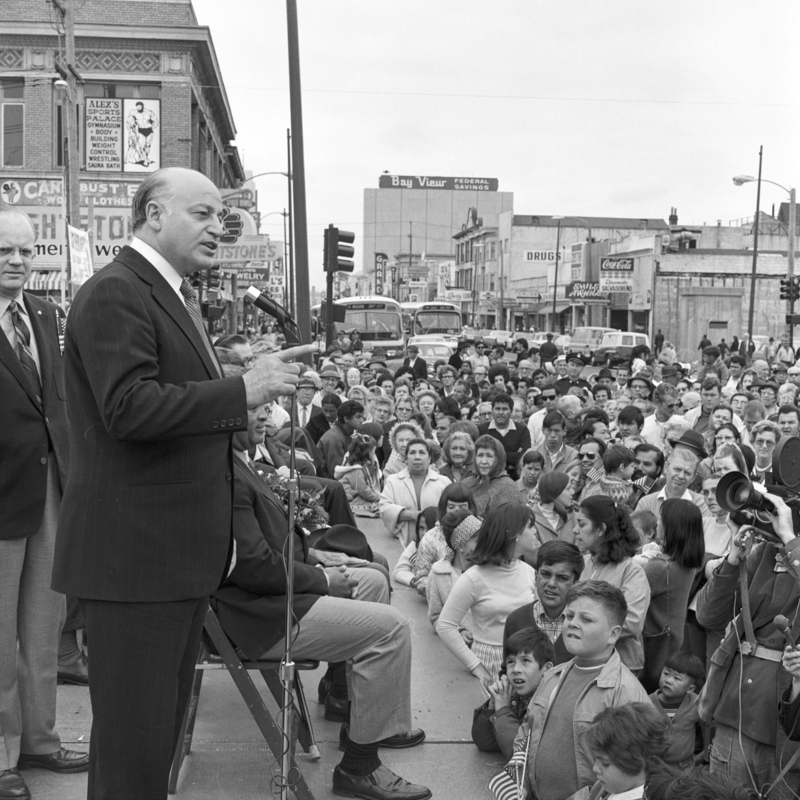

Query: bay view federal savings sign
left=378, top=175, right=499, bottom=191
left=566, top=281, right=610, bottom=305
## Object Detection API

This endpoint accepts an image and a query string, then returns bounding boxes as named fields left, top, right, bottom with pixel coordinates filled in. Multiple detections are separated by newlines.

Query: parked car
left=555, top=334, right=572, bottom=354
left=482, top=330, right=515, bottom=350
left=569, top=326, right=617, bottom=357
left=591, top=332, right=651, bottom=366
left=408, top=334, right=458, bottom=353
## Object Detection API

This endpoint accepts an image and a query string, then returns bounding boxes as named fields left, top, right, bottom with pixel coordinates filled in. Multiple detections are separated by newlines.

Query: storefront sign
left=599, top=256, right=634, bottom=293
left=524, top=251, right=561, bottom=262
left=600, top=257, right=634, bottom=272
left=566, top=282, right=610, bottom=305
left=378, top=175, right=499, bottom=191
left=85, top=99, right=123, bottom=171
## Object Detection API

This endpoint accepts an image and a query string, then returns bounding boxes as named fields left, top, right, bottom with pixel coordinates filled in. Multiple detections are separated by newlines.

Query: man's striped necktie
left=179, top=279, right=220, bottom=376
left=10, top=300, right=41, bottom=401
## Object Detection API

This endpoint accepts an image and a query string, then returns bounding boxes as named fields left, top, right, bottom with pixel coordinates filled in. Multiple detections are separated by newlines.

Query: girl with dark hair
left=532, top=471, right=575, bottom=548
left=641, top=498, right=705, bottom=692
left=437, top=503, right=538, bottom=683
left=463, top=435, right=522, bottom=516
left=574, top=495, right=651, bottom=672
left=333, top=433, right=382, bottom=517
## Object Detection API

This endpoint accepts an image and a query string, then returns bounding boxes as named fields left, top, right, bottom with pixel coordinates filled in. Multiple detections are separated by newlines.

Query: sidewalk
left=27, top=518, right=505, bottom=799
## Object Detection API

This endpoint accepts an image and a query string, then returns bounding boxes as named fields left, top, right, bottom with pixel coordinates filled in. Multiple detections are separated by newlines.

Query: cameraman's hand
left=243, top=344, right=319, bottom=408
left=326, top=566, right=358, bottom=599
left=763, top=493, right=796, bottom=546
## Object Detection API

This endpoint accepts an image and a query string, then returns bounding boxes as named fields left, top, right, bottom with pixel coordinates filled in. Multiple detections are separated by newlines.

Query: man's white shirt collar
left=488, top=419, right=512, bottom=435
left=657, top=486, right=692, bottom=501
left=130, top=237, right=185, bottom=305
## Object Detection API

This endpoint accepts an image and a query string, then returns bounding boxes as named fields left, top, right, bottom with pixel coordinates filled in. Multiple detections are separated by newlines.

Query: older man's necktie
left=9, top=300, right=41, bottom=401
left=179, top=279, right=220, bottom=376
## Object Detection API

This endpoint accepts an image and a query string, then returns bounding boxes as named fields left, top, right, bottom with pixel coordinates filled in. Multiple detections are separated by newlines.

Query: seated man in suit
left=214, top=399, right=431, bottom=800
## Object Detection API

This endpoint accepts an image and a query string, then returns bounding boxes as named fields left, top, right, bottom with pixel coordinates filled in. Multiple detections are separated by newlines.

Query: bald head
left=131, top=168, right=224, bottom=275
left=0, top=209, right=37, bottom=299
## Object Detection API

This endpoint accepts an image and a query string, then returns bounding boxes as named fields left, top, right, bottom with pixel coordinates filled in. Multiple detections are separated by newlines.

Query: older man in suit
left=0, top=209, right=88, bottom=800
left=52, top=168, right=314, bottom=799
left=215, top=396, right=430, bottom=800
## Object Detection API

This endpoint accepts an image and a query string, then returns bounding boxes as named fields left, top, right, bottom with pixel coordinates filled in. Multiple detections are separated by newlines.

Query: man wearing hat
left=771, top=361, right=789, bottom=387
left=294, top=375, right=325, bottom=430
left=319, top=364, right=342, bottom=397
left=627, top=368, right=655, bottom=401
left=641, top=383, right=681, bottom=451
left=595, top=367, right=615, bottom=391
left=660, top=364, right=680, bottom=387
left=367, top=348, right=388, bottom=377
left=397, top=344, right=427, bottom=381
left=555, top=353, right=591, bottom=396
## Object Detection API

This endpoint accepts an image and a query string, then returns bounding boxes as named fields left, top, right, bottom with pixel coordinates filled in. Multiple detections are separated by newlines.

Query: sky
left=190, top=0, right=799, bottom=291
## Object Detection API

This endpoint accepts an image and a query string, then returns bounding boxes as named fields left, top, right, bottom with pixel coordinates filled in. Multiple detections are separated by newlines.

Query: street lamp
left=734, top=172, right=796, bottom=346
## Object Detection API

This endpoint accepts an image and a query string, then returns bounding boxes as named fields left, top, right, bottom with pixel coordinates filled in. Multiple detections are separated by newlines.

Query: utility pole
left=747, top=146, right=764, bottom=347
left=407, top=222, right=413, bottom=303
left=788, top=187, right=796, bottom=348
left=285, top=0, right=311, bottom=349
left=498, top=240, right=505, bottom=330
left=51, top=0, right=82, bottom=299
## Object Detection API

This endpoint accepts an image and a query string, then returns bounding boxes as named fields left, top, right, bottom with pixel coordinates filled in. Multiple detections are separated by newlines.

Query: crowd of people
left=5, top=166, right=800, bottom=800
left=224, top=325, right=800, bottom=799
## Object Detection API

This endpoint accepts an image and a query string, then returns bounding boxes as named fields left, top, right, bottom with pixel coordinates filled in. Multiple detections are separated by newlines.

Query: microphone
left=775, top=615, right=797, bottom=649
left=244, top=287, right=302, bottom=346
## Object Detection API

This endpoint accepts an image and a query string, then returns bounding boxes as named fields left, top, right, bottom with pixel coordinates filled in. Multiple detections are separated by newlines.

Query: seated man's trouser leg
left=261, top=568, right=411, bottom=744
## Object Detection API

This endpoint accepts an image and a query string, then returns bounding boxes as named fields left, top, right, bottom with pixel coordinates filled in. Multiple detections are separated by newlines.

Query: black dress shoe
left=339, top=723, right=426, bottom=752
left=324, top=693, right=351, bottom=723
left=57, top=653, right=89, bottom=686
left=332, top=764, right=431, bottom=800
left=0, top=770, right=30, bottom=800
left=18, top=748, right=90, bottom=774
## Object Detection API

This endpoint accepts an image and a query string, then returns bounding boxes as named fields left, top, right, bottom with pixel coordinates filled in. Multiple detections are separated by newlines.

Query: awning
left=28, top=271, right=65, bottom=291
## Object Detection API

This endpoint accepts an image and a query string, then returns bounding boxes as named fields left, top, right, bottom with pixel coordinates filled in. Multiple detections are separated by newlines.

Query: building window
left=1, top=79, right=24, bottom=167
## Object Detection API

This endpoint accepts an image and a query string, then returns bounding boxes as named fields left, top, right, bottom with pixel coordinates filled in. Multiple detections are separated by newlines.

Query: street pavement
left=28, top=517, right=504, bottom=799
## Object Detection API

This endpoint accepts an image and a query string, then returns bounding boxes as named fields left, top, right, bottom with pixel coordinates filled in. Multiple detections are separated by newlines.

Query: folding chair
left=169, top=606, right=320, bottom=798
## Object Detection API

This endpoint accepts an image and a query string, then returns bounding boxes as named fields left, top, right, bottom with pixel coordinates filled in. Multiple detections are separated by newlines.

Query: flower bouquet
left=261, top=471, right=329, bottom=532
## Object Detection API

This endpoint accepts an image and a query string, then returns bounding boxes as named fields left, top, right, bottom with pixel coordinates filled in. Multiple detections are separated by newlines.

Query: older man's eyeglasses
left=0, top=246, right=34, bottom=260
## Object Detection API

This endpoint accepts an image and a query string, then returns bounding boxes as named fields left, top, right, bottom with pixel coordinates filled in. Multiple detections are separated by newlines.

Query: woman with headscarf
left=532, top=471, right=576, bottom=548
left=463, top=435, right=522, bottom=516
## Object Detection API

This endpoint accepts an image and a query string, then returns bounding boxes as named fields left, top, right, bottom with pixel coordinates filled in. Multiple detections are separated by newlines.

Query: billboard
left=84, top=99, right=161, bottom=173
left=566, top=282, right=610, bottom=306
left=599, top=256, right=634, bottom=293
left=378, top=175, right=499, bottom=192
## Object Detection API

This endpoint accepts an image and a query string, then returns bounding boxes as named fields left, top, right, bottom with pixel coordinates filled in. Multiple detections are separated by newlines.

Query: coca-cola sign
left=600, top=257, right=634, bottom=272
left=566, top=282, right=610, bottom=305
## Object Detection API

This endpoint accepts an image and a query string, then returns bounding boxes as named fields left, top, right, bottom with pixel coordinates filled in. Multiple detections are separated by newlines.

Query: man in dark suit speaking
left=52, top=168, right=314, bottom=800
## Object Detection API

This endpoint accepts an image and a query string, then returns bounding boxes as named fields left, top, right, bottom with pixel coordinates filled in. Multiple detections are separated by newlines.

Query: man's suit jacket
left=213, top=458, right=329, bottom=660
left=53, top=245, right=248, bottom=602
left=401, top=356, right=428, bottom=380
left=293, top=402, right=324, bottom=430
left=0, top=293, right=69, bottom=539
left=305, top=411, right=330, bottom=445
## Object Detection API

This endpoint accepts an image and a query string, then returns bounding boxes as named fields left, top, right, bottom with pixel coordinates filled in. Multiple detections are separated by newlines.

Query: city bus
left=311, top=296, right=405, bottom=357
left=401, top=301, right=463, bottom=337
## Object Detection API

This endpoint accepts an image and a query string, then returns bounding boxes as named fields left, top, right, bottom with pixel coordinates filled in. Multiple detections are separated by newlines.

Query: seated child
left=392, top=506, right=437, bottom=588
left=412, top=484, right=477, bottom=596
left=567, top=701, right=668, bottom=800
left=648, top=652, right=704, bottom=769
left=426, top=509, right=481, bottom=626
left=333, top=433, right=382, bottom=517
left=472, top=628, right=554, bottom=760
left=514, top=580, right=650, bottom=800
left=631, top=508, right=661, bottom=566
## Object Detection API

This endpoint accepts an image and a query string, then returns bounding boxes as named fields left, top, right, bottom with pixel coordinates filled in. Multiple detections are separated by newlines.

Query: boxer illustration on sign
left=125, top=102, right=159, bottom=167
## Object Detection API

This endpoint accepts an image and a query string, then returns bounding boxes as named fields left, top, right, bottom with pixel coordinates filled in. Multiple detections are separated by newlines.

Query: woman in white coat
left=379, top=438, right=452, bottom=547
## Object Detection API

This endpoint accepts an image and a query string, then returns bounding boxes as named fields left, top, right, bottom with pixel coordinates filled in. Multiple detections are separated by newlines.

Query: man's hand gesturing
left=243, top=344, right=318, bottom=407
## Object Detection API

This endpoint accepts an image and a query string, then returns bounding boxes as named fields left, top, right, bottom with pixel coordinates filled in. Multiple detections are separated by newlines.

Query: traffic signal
left=206, top=267, right=221, bottom=290
left=189, top=271, right=203, bottom=290
left=324, top=224, right=355, bottom=273
left=780, top=276, right=800, bottom=301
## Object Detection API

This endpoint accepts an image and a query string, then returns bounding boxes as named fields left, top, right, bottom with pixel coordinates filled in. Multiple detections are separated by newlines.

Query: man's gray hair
left=668, top=446, right=698, bottom=471
left=0, top=207, right=37, bottom=241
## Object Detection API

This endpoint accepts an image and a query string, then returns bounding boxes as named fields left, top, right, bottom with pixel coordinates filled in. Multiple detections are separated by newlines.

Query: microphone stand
left=245, top=293, right=316, bottom=799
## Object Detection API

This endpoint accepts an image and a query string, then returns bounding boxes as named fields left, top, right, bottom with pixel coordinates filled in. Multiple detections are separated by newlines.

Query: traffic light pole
left=325, top=268, right=334, bottom=351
